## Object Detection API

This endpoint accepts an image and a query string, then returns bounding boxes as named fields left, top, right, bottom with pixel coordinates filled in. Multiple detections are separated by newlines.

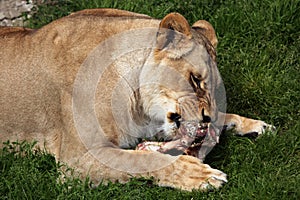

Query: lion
left=0, top=9, right=274, bottom=191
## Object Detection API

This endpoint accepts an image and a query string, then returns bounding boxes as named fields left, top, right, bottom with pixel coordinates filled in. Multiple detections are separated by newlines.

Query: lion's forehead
left=160, top=48, right=211, bottom=79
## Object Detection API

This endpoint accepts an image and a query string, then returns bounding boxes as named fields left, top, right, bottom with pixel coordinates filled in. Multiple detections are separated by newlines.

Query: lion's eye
left=190, top=74, right=201, bottom=88
left=169, top=113, right=181, bottom=128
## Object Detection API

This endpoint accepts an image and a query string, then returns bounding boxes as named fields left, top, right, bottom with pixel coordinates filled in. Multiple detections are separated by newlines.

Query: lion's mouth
left=183, top=123, right=219, bottom=159
left=136, top=121, right=219, bottom=160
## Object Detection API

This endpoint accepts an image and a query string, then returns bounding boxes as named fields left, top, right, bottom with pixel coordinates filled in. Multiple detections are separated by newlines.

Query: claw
left=211, top=174, right=228, bottom=183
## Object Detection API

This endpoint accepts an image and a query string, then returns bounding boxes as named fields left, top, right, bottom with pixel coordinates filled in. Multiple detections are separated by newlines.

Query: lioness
left=0, top=9, right=274, bottom=191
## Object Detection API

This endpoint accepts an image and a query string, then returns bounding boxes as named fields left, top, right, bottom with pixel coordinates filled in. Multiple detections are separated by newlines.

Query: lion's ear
left=192, top=20, right=218, bottom=48
left=156, top=13, right=194, bottom=59
left=159, top=13, right=192, bottom=37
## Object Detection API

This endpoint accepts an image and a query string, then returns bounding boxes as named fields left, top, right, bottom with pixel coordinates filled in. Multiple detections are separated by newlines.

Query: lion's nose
left=201, top=109, right=211, bottom=123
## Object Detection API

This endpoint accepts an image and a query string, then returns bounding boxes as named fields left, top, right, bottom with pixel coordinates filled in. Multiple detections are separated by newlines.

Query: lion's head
left=139, top=13, right=224, bottom=154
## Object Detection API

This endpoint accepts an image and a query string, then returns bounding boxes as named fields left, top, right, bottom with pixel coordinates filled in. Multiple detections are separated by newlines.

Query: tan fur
left=0, top=9, right=273, bottom=191
left=192, top=20, right=218, bottom=48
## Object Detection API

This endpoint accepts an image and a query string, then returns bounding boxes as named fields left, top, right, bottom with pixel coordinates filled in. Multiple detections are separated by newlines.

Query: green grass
left=1, top=0, right=300, bottom=199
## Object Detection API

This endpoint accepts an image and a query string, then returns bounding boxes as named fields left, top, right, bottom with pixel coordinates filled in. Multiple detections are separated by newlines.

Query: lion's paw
left=243, top=120, right=276, bottom=137
left=155, top=155, right=227, bottom=191
left=228, top=118, right=276, bottom=137
left=198, top=164, right=227, bottom=190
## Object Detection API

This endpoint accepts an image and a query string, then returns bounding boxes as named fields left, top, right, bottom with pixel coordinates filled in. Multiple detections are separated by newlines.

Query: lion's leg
left=71, top=147, right=227, bottom=191
left=218, top=112, right=275, bottom=136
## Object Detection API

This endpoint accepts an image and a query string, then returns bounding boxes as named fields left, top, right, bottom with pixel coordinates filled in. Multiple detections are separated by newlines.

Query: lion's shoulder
left=68, top=8, right=152, bottom=19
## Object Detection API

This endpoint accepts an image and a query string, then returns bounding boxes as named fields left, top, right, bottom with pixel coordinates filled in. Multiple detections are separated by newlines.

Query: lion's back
left=0, top=27, right=33, bottom=37
left=68, top=8, right=152, bottom=19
